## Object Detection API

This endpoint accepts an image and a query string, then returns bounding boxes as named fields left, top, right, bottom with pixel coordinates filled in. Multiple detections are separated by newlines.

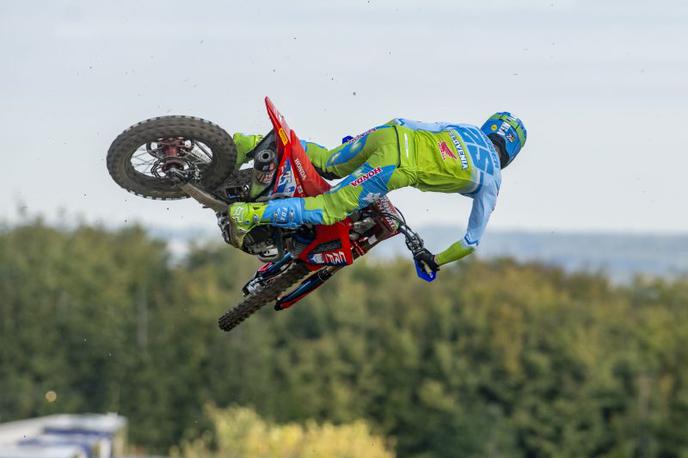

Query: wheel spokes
left=129, top=138, right=214, bottom=178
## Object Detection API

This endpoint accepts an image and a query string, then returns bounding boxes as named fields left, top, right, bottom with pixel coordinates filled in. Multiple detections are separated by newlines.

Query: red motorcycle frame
left=248, top=97, right=409, bottom=310
left=267, top=97, right=355, bottom=268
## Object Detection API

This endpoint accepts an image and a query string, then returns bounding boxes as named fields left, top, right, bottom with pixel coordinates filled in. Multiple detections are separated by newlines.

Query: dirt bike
left=107, top=97, right=437, bottom=332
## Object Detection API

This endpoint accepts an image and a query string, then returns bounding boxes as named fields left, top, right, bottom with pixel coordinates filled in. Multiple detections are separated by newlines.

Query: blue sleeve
left=463, top=179, right=499, bottom=248
left=392, top=118, right=451, bottom=132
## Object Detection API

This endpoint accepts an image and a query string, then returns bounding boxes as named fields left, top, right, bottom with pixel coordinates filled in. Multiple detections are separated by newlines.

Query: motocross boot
left=227, top=202, right=267, bottom=248
left=232, top=133, right=264, bottom=166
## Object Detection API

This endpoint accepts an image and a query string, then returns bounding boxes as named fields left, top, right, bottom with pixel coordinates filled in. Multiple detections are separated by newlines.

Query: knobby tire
left=107, top=116, right=236, bottom=200
left=218, top=262, right=310, bottom=332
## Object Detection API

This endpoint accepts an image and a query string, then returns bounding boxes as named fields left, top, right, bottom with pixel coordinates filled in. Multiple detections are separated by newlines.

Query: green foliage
left=172, top=404, right=394, bottom=458
left=1, top=220, right=688, bottom=457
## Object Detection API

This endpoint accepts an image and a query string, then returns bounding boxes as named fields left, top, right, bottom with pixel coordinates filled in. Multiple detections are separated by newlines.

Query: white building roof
left=0, top=414, right=126, bottom=446
left=0, top=445, right=87, bottom=458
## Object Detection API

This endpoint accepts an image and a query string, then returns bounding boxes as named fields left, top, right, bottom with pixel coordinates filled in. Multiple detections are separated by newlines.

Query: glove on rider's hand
left=414, top=248, right=440, bottom=272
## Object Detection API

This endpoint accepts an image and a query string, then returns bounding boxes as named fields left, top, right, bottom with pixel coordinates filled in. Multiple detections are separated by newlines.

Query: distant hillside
left=147, top=225, right=688, bottom=282
left=376, top=226, right=688, bottom=282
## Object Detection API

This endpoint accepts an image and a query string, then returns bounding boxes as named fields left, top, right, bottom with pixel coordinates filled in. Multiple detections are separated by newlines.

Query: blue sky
left=2, top=0, right=687, bottom=233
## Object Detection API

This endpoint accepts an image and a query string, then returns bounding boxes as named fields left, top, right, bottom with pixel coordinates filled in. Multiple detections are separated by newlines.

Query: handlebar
left=378, top=211, right=438, bottom=283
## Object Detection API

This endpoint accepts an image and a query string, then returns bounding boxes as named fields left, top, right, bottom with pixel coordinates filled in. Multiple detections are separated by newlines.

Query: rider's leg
left=233, top=123, right=396, bottom=177
left=227, top=139, right=413, bottom=246
left=233, top=133, right=263, bottom=166
left=302, top=123, right=396, bottom=178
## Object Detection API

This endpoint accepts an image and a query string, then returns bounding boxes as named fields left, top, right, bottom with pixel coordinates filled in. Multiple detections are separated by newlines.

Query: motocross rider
left=226, top=112, right=526, bottom=271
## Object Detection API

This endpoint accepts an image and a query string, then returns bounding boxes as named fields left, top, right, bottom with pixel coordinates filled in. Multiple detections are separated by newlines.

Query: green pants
left=237, top=123, right=477, bottom=227
left=295, top=123, right=415, bottom=225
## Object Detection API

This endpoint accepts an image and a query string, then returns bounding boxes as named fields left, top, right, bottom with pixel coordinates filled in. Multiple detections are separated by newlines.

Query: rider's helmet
left=480, top=112, right=527, bottom=169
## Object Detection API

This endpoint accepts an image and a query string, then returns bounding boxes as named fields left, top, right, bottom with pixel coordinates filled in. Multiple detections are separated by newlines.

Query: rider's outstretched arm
left=435, top=181, right=499, bottom=266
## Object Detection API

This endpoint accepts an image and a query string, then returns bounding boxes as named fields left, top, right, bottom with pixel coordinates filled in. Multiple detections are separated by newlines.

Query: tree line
left=1, top=220, right=687, bottom=457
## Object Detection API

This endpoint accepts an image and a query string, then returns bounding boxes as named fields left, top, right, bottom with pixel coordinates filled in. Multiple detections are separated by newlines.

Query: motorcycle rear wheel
left=218, top=262, right=310, bottom=332
left=107, top=116, right=237, bottom=200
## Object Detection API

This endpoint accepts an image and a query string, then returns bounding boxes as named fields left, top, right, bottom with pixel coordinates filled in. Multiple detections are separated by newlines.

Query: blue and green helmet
left=480, top=112, right=527, bottom=167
